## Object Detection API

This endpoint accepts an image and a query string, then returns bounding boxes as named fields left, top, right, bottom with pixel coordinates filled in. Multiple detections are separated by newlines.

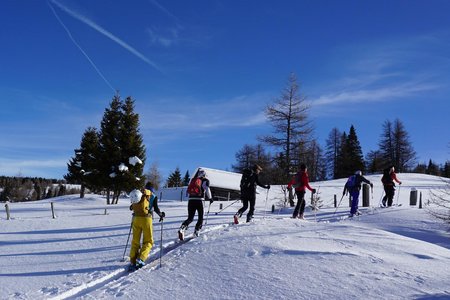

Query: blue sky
left=1, top=0, right=449, bottom=180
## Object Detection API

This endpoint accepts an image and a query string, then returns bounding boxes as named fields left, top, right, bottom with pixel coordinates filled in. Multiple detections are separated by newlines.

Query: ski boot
left=233, top=214, right=240, bottom=225
left=298, top=213, right=305, bottom=220
left=194, top=229, right=200, bottom=237
left=136, top=259, right=145, bottom=269
left=178, top=225, right=186, bottom=241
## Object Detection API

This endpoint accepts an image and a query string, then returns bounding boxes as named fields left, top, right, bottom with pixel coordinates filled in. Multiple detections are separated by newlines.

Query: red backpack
left=187, top=177, right=202, bottom=196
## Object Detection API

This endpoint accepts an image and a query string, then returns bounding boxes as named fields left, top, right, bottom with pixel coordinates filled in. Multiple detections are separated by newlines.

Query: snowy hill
left=1, top=174, right=449, bottom=299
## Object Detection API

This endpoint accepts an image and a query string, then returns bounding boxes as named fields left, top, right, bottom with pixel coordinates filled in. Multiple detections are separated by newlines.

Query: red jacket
left=287, top=171, right=314, bottom=192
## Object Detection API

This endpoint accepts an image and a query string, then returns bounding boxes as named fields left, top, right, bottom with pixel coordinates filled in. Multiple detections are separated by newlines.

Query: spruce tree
left=183, top=170, right=190, bottom=186
left=117, top=96, right=146, bottom=197
left=98, top=95, right=123, bottom=204
left=167, top=167, right=183, bottom=187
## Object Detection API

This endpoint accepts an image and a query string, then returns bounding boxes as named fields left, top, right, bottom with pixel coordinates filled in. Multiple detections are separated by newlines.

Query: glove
left=399, top=181, right=402, bottom=185
left=159, top=211, right=165, bottom=222
left=343, top=191, right=346, bottom=197
left=370, top=183, right=373, bottom=188
left=312, top=189, right=316, bottom=194
left=266, top=185, right=271, bottom=189
left=209, top=198, right=214, bottom=204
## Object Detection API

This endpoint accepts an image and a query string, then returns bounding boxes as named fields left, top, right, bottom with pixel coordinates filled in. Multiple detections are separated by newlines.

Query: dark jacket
left=343, top=174, right=371, bottom=195
left=241, top=170, right=268, bottom=198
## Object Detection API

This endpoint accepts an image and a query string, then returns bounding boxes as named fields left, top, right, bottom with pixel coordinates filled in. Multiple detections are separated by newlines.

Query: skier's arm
left=255, top=175, right=270, bottom=189
left=152, top=196, right=161, bottom=215
left=392, top=173, right=402, bottom=184
left=202, top=180, right=212, bottom=200
left=303, top=173, right=315, bottom=192
left=361, top=176, right=371, bottom=185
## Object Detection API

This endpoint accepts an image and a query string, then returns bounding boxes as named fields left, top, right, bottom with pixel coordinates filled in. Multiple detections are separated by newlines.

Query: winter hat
left=355, top=170, right=362, bottom=176
left=145, top=182, right=155, bottom=193
left=197, top=168, right=206, bottom=178
left=300, top=164, right=307, bottom=171
left=129, top=189, right=142, bottom=204
left=253, top=164, right=263, bottom=172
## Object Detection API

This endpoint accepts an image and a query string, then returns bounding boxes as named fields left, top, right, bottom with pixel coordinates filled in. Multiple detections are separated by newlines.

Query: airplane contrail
left=47, top=1, right=116, bottom=92
left=50, top=0, right=162, bottom=73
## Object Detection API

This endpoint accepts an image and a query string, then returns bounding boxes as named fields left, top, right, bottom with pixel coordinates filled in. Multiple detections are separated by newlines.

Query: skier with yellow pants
left=128, top=182, right=165, bottom=271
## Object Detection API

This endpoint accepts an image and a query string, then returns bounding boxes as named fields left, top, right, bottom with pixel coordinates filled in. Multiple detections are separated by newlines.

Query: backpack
left=187, top=177, right=202, bottom=196
left=293, top=171, right=304, bottom=189
left=381, top=168, right=391, bottom=185
left=345, top=175, right=357, bottom=190
left=240, top=168, right=253, bottom=191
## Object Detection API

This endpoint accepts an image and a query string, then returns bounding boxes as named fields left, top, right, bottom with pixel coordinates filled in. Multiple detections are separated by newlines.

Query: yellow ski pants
left=129, top=216, right=154, bottom=264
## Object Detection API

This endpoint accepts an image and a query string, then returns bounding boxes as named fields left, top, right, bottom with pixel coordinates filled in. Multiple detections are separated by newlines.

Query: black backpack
left=240, top=168, right=253, bottom=191
left=381, top=168, right=391, bottom=185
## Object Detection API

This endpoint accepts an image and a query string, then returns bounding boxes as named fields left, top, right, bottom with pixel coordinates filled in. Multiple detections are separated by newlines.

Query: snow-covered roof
left=196, top=167, right=241, bottom=191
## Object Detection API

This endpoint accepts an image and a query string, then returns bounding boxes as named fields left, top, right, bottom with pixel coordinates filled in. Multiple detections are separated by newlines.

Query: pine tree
left=117, top=96, right=146, bottom=198
left=365, top=150, right=383, bottom=174
left=232, top=144, right=257, bottom=173
left=183, top=170, right=190, bottom=186
left=167, top=167, right=183, bottom=187
left=259, top=73, right=313, bottom=180
left=325, top=128, right=342, bottom=179
left=98, top=95, right=123, bottom=204
left=378, top=119, right=416, bottom=172
left=427, top=159, right=440, bottom=175
left=378, top=120, right=395, bottom=168
left=392, top=119, right=416, bottom=172
left=337, top=126, right=365, bottom=177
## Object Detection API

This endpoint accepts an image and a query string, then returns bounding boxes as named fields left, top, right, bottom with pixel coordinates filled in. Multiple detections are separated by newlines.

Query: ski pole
left=378, top=190, right=385, bottom=207
left=263, top=189, right=269, bottom=219
left=396, top=185, right=401, bottom=206
left=122, top=216, right=133, bottom=261
left=203, top=201, right=212, bottom=227
left=333, top=194, right=345, bottom=216
left=159, top=218, right=163, bottom=268
left=214, top=199, right=240, bottom=215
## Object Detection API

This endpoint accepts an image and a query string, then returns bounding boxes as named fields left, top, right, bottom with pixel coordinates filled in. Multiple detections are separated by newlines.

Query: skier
left=234, top=164, right=270, bottom=224
left=178, top=168, right=212, bottom=240
left=128, top=182, right=165, bottom=272
left=381, top=166, right=402, bottom=207
left=287, top=164, right=316, bottom=219
left=343, top=170, right=373, bottom=217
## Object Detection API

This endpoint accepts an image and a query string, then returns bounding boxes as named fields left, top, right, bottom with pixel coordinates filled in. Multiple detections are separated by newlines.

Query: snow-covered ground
left=1, top=173, right=449, bottom=300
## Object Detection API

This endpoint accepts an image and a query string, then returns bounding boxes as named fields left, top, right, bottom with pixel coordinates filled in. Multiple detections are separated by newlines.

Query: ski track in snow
left=2, top=174, right=450, bottom=299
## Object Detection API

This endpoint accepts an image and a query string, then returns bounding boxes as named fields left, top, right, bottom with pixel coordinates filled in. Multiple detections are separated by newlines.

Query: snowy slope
left=1, top=174, right=449, bottom=299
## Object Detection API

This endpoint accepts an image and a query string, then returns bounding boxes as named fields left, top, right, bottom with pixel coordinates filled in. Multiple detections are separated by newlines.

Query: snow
left=1, top=173, right=449, bottom=299
left=118, top=163, right=128, bottom=172
left=128, top=156, right=142, bottom=166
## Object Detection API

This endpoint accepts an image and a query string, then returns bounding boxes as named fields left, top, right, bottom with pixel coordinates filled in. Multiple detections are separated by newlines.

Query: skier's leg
left=247, top=197, right=256, bottom=222
left=195, top=201, right=204, bottom=231
left=139, top=217, right=154, bottom=263
left=236, top=198, right=249, bottom=217
left=129, top=218, right=143, bottom=265
left=298, top=191, right=306, bottom=216
left=387, top=188, right=395, bottom=207
left=181, top=200, right=196, bottom=229
left=293, top=191, right=302, bottom=217
left=350, top=191, right=359, bottom=215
